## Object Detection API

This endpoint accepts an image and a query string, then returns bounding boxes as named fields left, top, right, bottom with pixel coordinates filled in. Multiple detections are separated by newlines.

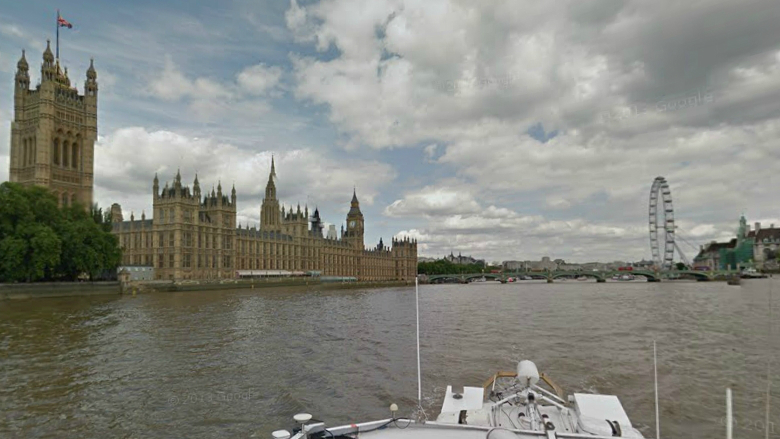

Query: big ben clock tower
left=345, top=189, right=364, bottom=250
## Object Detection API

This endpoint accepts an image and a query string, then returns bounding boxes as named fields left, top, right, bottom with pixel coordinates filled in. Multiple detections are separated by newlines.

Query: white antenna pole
left=726, top=388, right=733, bottom=439
left=416, top=276, right=422, bottom=405
left=654, top=340, right=660, bottom=439
left=765, top=280, right=773, bottom=439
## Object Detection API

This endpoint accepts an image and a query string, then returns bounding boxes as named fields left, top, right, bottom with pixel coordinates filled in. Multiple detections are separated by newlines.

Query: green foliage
left=418, top=259, right=489, bottom=275
left=675, top=262, right=688, bottom=270
left=90, top=203, right=114, bottom=233
left=0, top=182, right=122, bottom=282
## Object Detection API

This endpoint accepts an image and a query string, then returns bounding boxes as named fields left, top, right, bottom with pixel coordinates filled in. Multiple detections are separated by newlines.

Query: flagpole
left=56, top=9, right=60, bottom=59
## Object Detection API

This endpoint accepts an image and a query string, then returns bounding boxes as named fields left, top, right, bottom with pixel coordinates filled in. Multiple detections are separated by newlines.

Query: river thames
left=1, top=279, right=778, bottom=438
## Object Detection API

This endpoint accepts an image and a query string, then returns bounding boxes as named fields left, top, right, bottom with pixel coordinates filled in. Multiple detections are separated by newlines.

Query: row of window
left=122, top=232, right=234, bottom=250
left=158, top=207, right=230, bottom=225
left=153, top=253, right=232, bottom=269
left=52, top=192, right=78, bottom=208
left=56, top=111, right=84, bottom=124
left=52, top=138, right=80, bottom=169
left=20, top=137, right=36, bottom=167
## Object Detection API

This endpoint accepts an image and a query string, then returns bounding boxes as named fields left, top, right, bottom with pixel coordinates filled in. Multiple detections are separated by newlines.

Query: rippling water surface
left=1, top=280, right=779, bottom=438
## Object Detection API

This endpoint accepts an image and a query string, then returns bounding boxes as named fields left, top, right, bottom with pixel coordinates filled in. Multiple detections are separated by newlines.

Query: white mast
left=654, top=340, right=660, bottom=439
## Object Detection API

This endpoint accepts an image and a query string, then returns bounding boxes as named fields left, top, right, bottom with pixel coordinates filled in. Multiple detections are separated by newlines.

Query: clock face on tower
left=349, top=220, right=356, bottom=228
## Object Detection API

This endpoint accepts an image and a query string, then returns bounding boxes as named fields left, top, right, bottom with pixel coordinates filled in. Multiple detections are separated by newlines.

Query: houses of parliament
left=111, top=160, right=418, bottom=281
left=7, top=42, right=417, bottom=282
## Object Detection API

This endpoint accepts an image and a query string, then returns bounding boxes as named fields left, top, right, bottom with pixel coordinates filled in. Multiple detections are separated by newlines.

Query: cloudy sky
left=1, top=0, right=779, bottom=263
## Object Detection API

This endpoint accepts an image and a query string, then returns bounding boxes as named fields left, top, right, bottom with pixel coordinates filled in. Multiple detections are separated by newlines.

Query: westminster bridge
left=424, top=269, right=742, bottom=283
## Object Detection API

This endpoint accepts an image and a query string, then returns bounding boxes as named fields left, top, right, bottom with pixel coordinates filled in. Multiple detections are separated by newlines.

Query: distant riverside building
left=503, top=257, right=557, bottom=271
left=111, top=159, right=417, bottom=281
left=444, top=252, right=485, bottom=266
left=751, top=222, right=780, bottom=270
left=9, top=42, right=97, bottom=208
left=502, top=258, right=631, bottom=272
left=632, top=259, right=655, bottom=269
left=695, top=216, right=780, bottom=270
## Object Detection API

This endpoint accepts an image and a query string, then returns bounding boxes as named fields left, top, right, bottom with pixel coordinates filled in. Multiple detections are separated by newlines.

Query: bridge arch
left=427, top=273, right=504, bottom=283
left=662, top=270, right=711, bottom=281
left=605, top=270, right=660, bottom=282
left=551, top=272, right=604, bottom=281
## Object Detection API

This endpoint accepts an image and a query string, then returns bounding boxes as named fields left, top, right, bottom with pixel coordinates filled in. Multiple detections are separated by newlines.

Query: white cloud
left=236, top=63, right=283, bottom=95
left=423, top=144, right=438, bottom=162
left=384, top=186, right=481, bottom=217
left=152, top=56, right=233, bottom=101
left=146, top=56, right=282, bottom=120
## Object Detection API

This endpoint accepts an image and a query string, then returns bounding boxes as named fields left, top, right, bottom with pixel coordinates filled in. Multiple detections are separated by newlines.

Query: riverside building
left=111, top=159, right=417, bottom=281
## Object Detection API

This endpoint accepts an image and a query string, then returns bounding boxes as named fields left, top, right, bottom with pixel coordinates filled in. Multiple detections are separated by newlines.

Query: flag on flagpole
left=57, top=15, right=73, bottom=29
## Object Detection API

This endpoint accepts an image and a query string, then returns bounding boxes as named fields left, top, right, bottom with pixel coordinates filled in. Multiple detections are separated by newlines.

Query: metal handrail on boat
left=299, top=418, right=642, bottom=439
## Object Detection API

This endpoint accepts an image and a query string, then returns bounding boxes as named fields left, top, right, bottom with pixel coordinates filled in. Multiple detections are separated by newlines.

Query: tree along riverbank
left=0, top=182, right=121, bottom=282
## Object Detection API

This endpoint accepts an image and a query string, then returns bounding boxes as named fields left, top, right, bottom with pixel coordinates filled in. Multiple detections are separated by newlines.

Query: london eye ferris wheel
left=648, top=176, right=676, bottom=270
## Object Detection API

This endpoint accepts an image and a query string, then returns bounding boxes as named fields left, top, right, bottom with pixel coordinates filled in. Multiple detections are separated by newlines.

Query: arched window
left=71, top=142, right=78, bottom=169
left=52, top=139, right=60, bottom=165
left=22, top=138, right=28, bottom=167
left=63, top=142, right=69, bottom=167
left=71, top=193, right=77, bottom=206
left=62, top=193, right=69, bottom=207
left=30, top=137, right=35, bottom=165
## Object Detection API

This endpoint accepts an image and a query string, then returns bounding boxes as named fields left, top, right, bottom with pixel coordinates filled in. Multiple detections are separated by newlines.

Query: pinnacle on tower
left=15, top=50, right=30, bottom=89
left=17, top=50, right=28, bottom=71
left=87, top=58, right=96, bottom=79
left=270, top=154, right=276, bottom=178
left=43, top=40, right=53, bottom=62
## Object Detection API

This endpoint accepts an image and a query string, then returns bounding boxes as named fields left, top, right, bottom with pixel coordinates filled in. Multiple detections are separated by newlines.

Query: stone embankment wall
left=129, top=278, right=413, bottom=293
left=0, top=278, right=414, bottom=300
left=0, top=282, right=121, bottom=300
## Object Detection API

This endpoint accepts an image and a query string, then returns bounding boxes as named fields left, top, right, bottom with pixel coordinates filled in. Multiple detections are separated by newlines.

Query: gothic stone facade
left=112, top=161, right=417, bottom=281
left=9, top=41, right=97, bottom=207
